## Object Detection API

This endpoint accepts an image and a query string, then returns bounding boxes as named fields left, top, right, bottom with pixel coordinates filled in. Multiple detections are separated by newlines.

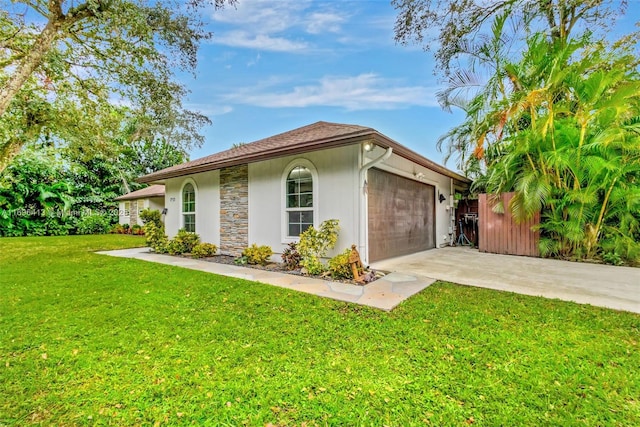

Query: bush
left=76, top=214, right=111, bottom=235
left=111, top=224, right=126, bottom=234
left=166, top=229, right=200, bottom=255
left=139, top=209, right=163, bottom=228
left=234, top=255, right=248, bottom=266
left=298, top=219, right=340, bottom=275
left=328, top=249, right=353, bottom=279
left=602, top=252, right=624, bottom=266
left=281, top=242, right=301, bottom=270
left=131, top=224, right=144, bottom=235
left=191, top=243, right=218, bottom=258
left=144, top=221, right=168, bottom=253
left=242, top=244, right=273, bottom=265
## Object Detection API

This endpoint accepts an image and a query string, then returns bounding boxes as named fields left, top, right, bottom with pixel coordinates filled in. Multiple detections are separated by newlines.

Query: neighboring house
left=139, top=122, right=470, bottom=263
left=114, top=185, right=165, bottom=226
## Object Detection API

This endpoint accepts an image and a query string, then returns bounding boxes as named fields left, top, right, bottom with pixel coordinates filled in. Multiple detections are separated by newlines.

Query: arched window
left=182, top=182, right=196, bottom=232
left=285, top=166, right=314, bottom=237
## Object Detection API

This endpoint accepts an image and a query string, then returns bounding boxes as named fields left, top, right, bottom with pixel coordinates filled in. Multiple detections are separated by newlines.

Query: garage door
left=368, top=168, right=435, bottom=262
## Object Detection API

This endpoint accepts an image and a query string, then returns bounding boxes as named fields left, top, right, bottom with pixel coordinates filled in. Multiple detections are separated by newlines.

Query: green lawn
left=1, top=236, right=639, bottom=426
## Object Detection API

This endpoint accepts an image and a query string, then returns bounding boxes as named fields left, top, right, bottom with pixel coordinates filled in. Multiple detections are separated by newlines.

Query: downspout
left=449, top=178, right=455, bottom=246
left=359, top=147, right=393, bottom=264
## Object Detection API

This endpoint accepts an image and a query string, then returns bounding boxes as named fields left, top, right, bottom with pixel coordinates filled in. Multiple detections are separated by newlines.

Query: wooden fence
left=478, top=192, right=540, bottom=257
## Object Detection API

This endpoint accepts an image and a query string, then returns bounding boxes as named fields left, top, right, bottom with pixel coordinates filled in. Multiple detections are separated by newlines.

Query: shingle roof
left=138, top=121, right=470, bottom=184
left=114, top=184, right=165, bottom=201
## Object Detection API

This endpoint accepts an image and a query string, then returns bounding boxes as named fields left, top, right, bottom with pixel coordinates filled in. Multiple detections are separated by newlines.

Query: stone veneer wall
left=130, top=200, right=138, bottom=226
left=220, top=164, right=249, bottom=255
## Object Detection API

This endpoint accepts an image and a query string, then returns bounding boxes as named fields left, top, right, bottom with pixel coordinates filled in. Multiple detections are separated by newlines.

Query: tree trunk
left=0, top=19, right=61, bottom=173
left=0, top=20, right=61, bottom=117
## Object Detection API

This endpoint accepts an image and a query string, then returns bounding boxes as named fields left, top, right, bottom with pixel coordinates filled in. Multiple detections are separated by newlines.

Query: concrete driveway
left=370, top=247, right=640, bottom=314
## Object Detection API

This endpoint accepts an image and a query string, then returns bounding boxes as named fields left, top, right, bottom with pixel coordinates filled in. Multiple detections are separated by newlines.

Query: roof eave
left=137, top=129, right=471, bottom=186
left=138, top=132, right=375, bottom=183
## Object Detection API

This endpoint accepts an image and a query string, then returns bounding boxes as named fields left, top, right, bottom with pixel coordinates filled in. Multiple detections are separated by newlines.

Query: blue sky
left=183, top=0, right=639, bottom=172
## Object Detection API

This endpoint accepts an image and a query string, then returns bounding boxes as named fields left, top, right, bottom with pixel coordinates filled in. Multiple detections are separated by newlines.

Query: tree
left=0, top=0, right=235, bottom=172
left=392, top=0, right=628, bottom=77
left=476, top=34, right=640, bottom=263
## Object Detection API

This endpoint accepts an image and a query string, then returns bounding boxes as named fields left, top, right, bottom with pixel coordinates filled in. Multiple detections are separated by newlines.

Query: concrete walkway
left=371, top=247, right=640, bottom=314
left=96, top=248, right=435, bottom=311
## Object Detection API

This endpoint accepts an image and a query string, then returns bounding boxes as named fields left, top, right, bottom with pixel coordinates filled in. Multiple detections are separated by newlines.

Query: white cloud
left=213, top=30, right=308, bottom=52
left=212, top=0, right=311, bottom=33
left=210, top=0, right=348, bottom=52
left=186, top=104, right=233, bottom=116
left=247, top=53, right=261, bottom=67
left=305, top=11, right=346, bottom=34
left=224, top=73, right=439, bottom=111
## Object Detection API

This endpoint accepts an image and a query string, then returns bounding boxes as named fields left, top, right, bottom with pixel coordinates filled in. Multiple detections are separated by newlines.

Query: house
left=114, top=185, right=165, bottom=226
left=138, top=121, right=470, bottom=263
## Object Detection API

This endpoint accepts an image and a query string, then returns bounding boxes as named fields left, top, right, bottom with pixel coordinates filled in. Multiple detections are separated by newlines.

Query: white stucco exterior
left=249, top=145, right=360, bottom=257
left=118, top=196, right=165, bottom=226
left=164, top=170, right=220, bottom=244
left=160, top=143, right=464, bottom=263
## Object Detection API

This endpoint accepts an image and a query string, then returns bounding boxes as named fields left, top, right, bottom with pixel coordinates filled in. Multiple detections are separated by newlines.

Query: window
left=286, top=166, right=314, bottom=237
left=182, top=183, right=196, bottom=232
left=123, top=202, right=130, bottom=216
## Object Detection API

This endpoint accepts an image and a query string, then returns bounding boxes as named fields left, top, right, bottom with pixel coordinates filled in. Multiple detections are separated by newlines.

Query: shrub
left=76, top=214, right=111, bottom=235
left=45, top=218, right=72, bottom=236
left=144, top=221, right=168, bottom=253
left=281, top=242, right=301, bottom=270
left=111, top=224, right=126, bottom=234
left=139, top=209, right=163, bottom=228
left=328, top=249, right=353, bottom=279
left=234, top=256, right=248, bottom=266
left=242, top=244, right=273, bottom=265
left=602, top=252, right=624, bottom=266
left=131, top=224, right=144, bottom=235
left=298, top=219, right=340, bottom=275
left=191, top=243, right=218, bottom=258
left=166, top=229, right=200, bottom=255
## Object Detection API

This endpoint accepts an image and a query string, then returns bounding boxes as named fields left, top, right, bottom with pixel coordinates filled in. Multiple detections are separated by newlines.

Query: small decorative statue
left=348, top=244, right=365, bottom=283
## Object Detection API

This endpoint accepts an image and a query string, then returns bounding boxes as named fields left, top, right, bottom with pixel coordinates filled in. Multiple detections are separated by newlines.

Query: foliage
left=0, top=0, right=235, bottom=172
left=242, top=244, right=274, bottom=266
left=233, top=255, right=248, bottom=266
left=392, top=0, right=627, bottom=78
left=1, top=235, right=640, bottom=425
left=139, top=209, right=163, bottom=228
left=130, top=224, right=144, bottom=235
left=328, top=249, right=353, bottom=279
left=75, top=214, right=111, bottom=235
left=602, top=252, right=624, bottom=266
left=111, top=224, right=128, bottom=234
left=298, top=219, right=340, bottom=275
left=166, top=229, right=200, bottom=255
left=0, top=148, right=75, bottom=236
left=469, top=34, right=640, bottom=263
left=281, top=242, right=301, bottom=270
left=190, top=242, right=218, bottom=258
left=143, top=221, right=168, bottom=254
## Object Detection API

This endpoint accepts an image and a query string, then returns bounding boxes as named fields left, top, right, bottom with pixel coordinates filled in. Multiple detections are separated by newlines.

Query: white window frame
left=281, top=159, right=318, bottom=242
left=180, top=179, right=198, bottom=233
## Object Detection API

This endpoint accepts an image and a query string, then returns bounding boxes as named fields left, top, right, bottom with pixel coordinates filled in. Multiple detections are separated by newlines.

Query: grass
left=1, top=235, right=639, bottom=426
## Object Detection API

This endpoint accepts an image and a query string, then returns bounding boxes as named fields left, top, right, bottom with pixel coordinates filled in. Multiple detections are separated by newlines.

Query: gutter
left=358, top=147, right=393, bottom=264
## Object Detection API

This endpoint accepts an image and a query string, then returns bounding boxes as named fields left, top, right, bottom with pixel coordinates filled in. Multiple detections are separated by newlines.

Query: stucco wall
left=164, top=170, right=220, bottom=244
left=248, top=145, right=360, bottom=257
left=118, top=201, right=130, bottom=226
left=148, top=196, right=164, bottom=212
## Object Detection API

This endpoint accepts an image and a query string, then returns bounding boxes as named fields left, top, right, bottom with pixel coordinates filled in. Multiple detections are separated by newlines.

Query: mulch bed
left=180, top=254, right=382, bottom=286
